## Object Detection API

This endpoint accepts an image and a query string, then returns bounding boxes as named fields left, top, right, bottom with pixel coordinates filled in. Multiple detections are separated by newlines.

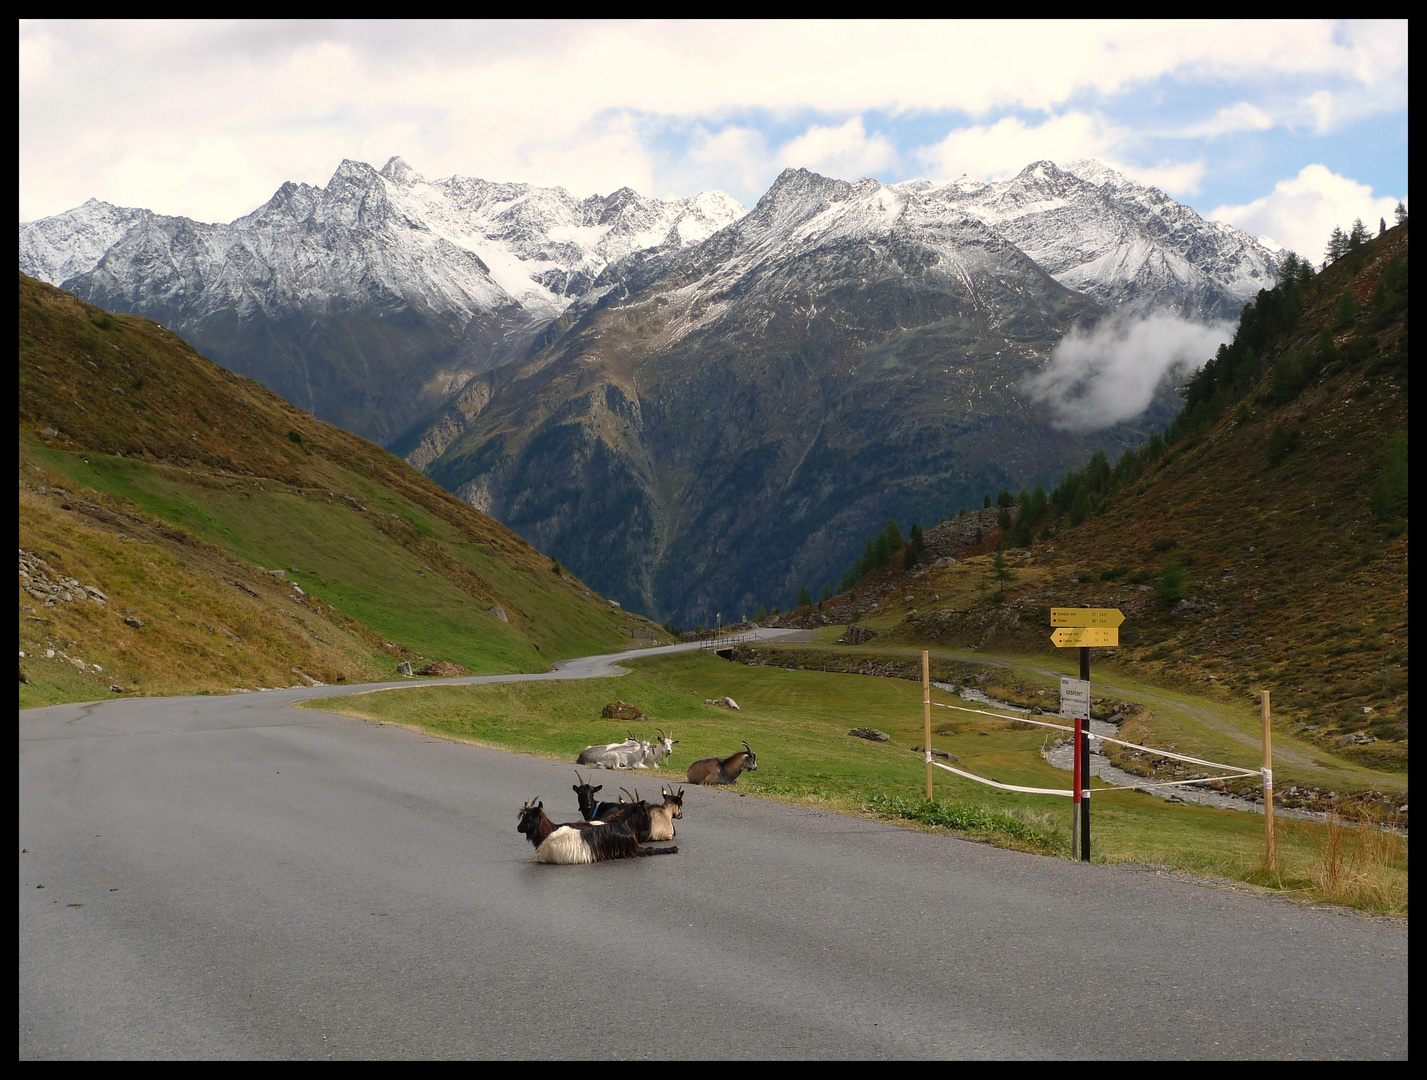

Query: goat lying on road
left=647, top=785, right=684, bottom=841
left=688, top=741, right=758, bottom=786
left=517, top=797, right=678, bottom=864
left=573, top=770, right=628, bottom=821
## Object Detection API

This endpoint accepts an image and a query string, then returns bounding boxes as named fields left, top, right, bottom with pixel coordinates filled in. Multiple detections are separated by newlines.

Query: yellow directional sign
left=1051, top=607, right=1125, bottom=628
left=1051, top=626, right=1120, bottom=648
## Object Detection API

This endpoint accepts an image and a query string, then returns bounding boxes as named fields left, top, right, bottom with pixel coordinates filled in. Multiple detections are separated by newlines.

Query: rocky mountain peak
left=379, top=156, right=424, bottom=185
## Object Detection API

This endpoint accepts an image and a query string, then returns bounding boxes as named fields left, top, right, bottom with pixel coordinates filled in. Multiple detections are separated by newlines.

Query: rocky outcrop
left=415, top=660, right=471, bottom=677
left=923, top=507, right=1017, bottom=559
left=19, top=549, right=107, bottom=606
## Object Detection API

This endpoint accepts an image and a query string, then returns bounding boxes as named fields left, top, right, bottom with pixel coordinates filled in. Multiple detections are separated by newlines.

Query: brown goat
left=647, top=785, right=685, bottom=840
left=687, top=741, right=757, bottom=785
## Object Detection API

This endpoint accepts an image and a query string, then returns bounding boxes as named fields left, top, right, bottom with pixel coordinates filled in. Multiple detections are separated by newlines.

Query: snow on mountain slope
left=17, top=158, right=746, bottom=444
left=917, top=160, right=1280, bottom=318
left=18, top=198, right=151, bottom=288
left=20, top=157, right=747, bottom=325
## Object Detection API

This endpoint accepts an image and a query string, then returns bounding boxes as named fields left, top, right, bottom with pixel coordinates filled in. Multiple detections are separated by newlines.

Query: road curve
left=20, top=635, right=1407, bottom=1059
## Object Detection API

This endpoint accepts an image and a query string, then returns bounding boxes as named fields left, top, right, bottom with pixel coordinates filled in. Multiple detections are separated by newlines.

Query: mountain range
left=20, top=158, right=746, bottom=443
left=20, top=157, right=1281, bottom=622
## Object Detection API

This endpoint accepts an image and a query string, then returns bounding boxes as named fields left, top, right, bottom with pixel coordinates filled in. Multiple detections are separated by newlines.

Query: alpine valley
left=21, top=157, right=1281, bottom=623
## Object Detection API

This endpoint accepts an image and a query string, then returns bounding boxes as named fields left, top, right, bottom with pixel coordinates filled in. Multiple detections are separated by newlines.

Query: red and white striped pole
left=1072, top=716, right=1083, bottom=860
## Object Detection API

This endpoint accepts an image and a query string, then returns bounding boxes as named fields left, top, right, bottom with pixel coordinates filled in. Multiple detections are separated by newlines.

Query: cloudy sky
left=18, top=20, right=1408, bottom=261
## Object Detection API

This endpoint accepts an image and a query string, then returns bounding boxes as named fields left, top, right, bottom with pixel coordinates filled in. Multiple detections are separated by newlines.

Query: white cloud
left=1210, top=164, right=1403, bottom=263
left=916, top=112, right=1205, bottom=196
left=917, top=113, right=1126, bottom=182
left=1180, top=101, right=1274, bottom=139
left=1026, top=311, right=1232, bottom=432
left=776, top=117, right=898, bottom=181
left=686, top=126, right=773, bottom=194
left=17, top=20, right=1409, bottom=221
left=509, top=114, right=658, bottom=201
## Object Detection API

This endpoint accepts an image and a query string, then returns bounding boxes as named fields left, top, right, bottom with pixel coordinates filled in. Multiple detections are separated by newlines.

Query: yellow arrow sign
left=1051, top=607, right=1125, bottom=628
left=1051, top=627, right=1120, bottom=648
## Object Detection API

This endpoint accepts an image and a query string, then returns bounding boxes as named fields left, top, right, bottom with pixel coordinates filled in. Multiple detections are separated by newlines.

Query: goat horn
left=742, top=740, right=752, bottom=753
left=574, top=770, right=585, bottom=784
left=657, top=727, right=666, bottom=739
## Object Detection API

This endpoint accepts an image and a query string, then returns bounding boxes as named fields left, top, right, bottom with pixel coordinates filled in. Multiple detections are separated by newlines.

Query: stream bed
left=932, top=682, right=1331, bottom=823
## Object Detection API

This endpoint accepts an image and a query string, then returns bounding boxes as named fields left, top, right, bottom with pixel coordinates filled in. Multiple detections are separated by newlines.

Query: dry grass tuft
left=1306, top=810, right=1408, bottom=913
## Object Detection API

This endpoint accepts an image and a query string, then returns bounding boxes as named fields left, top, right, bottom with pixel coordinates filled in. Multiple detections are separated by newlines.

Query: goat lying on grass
left=576, top=728, right=679, bottom=770
left=517, top=797, right=678, bottom=864
left=688, top=741, right=758, bottom=785
left=575, top=733, right=648, bottom=769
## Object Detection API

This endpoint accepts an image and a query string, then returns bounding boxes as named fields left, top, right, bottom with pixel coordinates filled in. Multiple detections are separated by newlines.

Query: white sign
left=1060, top=677, right=1091, bottom=719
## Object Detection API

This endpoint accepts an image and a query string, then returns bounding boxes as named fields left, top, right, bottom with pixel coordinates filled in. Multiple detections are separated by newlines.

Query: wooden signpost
left=1051, top=608, right=1124, bottom=862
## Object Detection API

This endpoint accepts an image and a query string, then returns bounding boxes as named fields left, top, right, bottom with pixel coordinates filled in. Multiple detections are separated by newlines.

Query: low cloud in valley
left=1026, top=312, right=1233, bottom=432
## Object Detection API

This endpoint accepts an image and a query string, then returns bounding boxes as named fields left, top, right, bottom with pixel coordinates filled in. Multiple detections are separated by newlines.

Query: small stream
left=932, top=682, right=1330, bottom=823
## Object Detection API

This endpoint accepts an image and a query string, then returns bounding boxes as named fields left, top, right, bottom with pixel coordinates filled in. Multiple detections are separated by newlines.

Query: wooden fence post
left=923, top=650, right=933, bottom=799
left=1262, top=690, right=1275, bottom=872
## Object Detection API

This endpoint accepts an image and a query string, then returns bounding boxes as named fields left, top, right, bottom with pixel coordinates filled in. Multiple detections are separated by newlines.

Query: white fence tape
left=928, top=699, right=1256, bottom=775
left=928, top=756, right=1259, bottom=798
left=930, top=759, right=1074, bottom=796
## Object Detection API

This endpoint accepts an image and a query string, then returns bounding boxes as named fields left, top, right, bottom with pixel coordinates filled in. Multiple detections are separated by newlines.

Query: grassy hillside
left=19, top=273, right=665, bottom=706
left=799, top=223, right=1408, bottom=781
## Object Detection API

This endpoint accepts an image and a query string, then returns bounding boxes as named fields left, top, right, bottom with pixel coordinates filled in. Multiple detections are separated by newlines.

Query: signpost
left=1050, top=627, right=1120, bottom=648
left=1051, top=608, right=1124, bottom=627
left=1051, top=608, right=1124, bottom=862
left=1059, top=678, right=1090, bottom=719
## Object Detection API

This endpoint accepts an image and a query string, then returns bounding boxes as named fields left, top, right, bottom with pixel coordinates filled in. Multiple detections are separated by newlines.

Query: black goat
left=687, top=741, right=757, bottom=785
left=572, top=770, right=627, bottom=821
left=517, top=796, right=678, bottom=864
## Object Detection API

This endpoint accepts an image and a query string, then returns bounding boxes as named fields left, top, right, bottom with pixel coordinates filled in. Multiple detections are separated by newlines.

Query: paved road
left=20, top=638, right=1408, bottom=1059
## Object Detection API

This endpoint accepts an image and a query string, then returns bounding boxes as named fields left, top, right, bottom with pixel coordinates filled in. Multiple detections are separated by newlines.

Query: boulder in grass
left=849, top=727, right=889, bottom=742
left=601, top=700, right=646, bottom=722
left=397, top=661, right=413, bottom=676
left=415, top=660, right=471, bottom=677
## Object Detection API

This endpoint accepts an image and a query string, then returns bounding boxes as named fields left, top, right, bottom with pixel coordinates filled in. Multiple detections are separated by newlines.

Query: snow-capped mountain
left=918, top=159, right=1279, bottom=318
left=19, top=157, right=745, bottom=442
left=18, top=198, right=150, bottom=289
left=410, top=167, right=1114, bottom=621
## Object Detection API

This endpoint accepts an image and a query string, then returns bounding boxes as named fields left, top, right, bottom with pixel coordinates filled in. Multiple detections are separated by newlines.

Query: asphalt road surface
left=20, top=639, right=1408, bottom=1059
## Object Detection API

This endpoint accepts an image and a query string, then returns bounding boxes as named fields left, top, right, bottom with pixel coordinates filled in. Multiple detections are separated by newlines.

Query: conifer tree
left=1348, top=218, right=1369, bottom=250
left=1380, top=217, right=1388, bottom=236
left=1325, top=226, right=1348, bottom=265
left=797, top=586, right=811, bottom=608
left=988, top=551, right=1017, bottom=600
left=1394, top=201, right=1408, bottom=225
